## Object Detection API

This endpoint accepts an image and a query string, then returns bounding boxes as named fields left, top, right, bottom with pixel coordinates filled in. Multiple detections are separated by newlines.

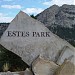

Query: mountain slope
left=36, top=4, right=75, bottom=46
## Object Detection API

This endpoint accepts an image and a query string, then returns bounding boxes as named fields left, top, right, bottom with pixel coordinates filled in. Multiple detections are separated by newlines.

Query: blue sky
left=0, top=0, right=74, bottom=22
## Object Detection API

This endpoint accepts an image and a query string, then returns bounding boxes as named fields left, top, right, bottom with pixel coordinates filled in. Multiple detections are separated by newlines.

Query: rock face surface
left=36, top=4, right=75, bottom=28
left=36, top=5, right=59, bottom=27
left=24, top=68, right=33, bottom=75
left=57, top=46, right=75, bottom=65
left=32, top=56, right=58, bottom=75
left=55, top=60, right=75, bottom=75
left=0, top=11, right=75, bottom=66
left=36, top=4, right=75, bottom=45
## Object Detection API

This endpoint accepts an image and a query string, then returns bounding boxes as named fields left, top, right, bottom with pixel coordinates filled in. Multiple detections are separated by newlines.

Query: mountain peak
left=51, top=4, right=59, bottom=7
left=36, top=4, right=75, bottom=28
left=48, top=4, right=59, bottom=10
left=36, top=4, right=75, bottom=46
left=61, top=4, right=75, bottom=9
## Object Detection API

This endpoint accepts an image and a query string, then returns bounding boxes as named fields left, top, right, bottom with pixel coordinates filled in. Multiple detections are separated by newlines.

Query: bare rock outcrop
left=55, top=60, right=75, bottom=75
left=32, top=56, right=58, bottom=75
left=0, top=11, right=75, bottom=66
left=36, top=4, right=75, bottom=45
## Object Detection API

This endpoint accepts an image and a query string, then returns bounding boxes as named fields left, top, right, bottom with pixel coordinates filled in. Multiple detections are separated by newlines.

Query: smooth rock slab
left=0, top=71, right=19, bottom=75
left=24, top=68, right=33, bottom=75
left=55, top=60, right=75, bottom=75
left=57, top=46, right=75, bottom=65
left=32, top=56, right=58, bottom=75
left=19, top=68, right=33, bottom=75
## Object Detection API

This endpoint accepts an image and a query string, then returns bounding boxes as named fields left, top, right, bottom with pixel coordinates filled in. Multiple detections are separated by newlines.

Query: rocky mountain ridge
left=36, top=4, right=75, bottom=46
left=36, top=4, right=75, bottom=28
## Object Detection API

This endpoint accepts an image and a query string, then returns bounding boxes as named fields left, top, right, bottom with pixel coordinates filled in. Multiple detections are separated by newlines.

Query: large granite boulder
left=57, top=46, right=75, bottom=65
left=0, top=11, right=75, bottom=66
left=55, top=60, right=75, bottom=75
left=32, top=56, right=58, bottom=75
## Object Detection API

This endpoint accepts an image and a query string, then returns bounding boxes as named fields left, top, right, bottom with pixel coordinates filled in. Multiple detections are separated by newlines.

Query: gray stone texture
left=55, top=60, right=75, bottom=75
left=32, top=56, right=58, bottom=75
left=57, top=46, right=75, bottom=65
left=0, top=11, right=75, bottom=66
left=37, top=4, right=75, bottom=28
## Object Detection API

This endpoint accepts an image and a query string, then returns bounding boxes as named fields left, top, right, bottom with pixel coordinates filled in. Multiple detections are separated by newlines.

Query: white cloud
left=43, top=1, right=51, bottom=6
left=0, top=13, right=4, bottom=17
left=1, top=5, right=22, bottom=9
left=23, top=8, right=44, bottom=15
left=0, top=16, right=13, bottom=23
left=0, top=13, right=13, bottom=23
left=43, top=0, right=74, bottom=6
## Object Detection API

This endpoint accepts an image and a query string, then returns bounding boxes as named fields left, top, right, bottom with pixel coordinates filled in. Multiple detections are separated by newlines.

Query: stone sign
left=0, top=11, right=75, bottom=66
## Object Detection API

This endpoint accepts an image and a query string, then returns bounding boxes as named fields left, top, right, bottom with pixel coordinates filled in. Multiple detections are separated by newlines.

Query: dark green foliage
left=0, top=44, right=29, bottom=72
left=30, top=14, right=37, bottom=19
left=0, top=23, right=10, bottom=25
left=0, top=23, right=10, bottom=37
